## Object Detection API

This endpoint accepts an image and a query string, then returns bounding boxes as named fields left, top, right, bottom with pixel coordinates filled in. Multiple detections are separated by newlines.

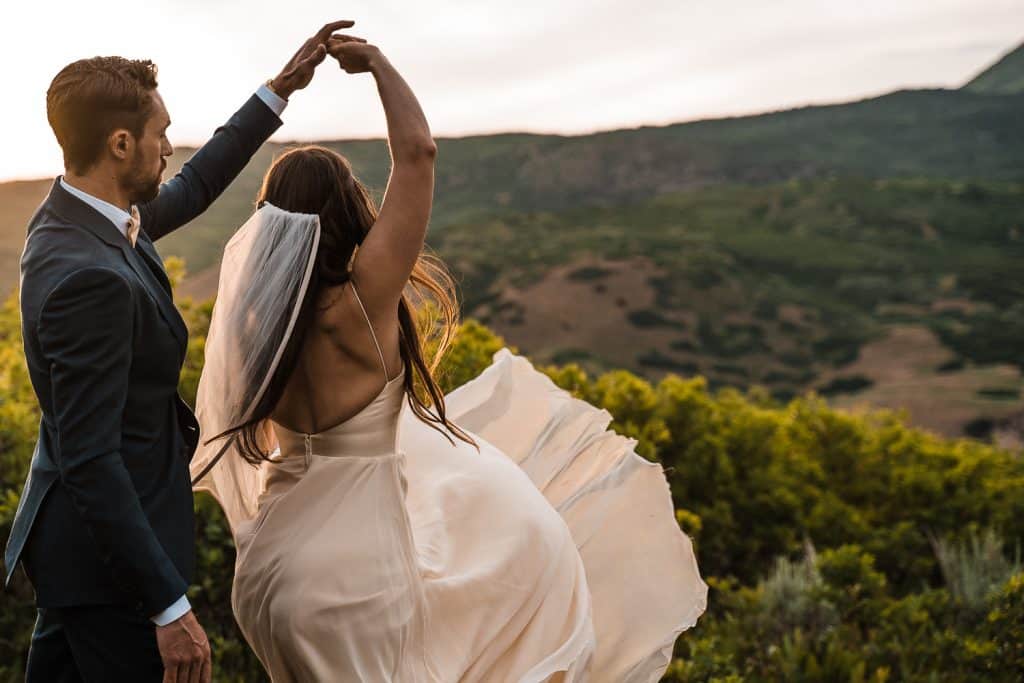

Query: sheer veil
left=189, top=202, right=321, bottom=534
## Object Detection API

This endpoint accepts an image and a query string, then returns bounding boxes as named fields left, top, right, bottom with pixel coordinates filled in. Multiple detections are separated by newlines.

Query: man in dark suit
left=4, top=20, right=356, bottom=683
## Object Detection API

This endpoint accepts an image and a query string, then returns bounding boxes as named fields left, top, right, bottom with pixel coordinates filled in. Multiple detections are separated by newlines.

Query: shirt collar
left=58, top=177, right=138, bottom=239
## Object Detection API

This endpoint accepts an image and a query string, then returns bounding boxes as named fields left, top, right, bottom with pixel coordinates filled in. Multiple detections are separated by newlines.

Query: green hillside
left=2, top=86, right=1021, bottom=289
left=433, top=176, right=1024, bottom=436
left=964, top=42, right=1024, bottom=94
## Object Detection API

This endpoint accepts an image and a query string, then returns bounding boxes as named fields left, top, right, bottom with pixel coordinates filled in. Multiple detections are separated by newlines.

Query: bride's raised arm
left=329, top=38, right=438, bottom=313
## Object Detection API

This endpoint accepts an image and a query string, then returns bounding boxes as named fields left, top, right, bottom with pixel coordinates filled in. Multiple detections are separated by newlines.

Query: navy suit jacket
left=4, top=94, right=281, bottom=616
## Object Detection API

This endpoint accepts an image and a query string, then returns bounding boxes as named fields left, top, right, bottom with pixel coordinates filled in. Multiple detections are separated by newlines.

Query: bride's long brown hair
left=222, top=144, right=476, bottom=464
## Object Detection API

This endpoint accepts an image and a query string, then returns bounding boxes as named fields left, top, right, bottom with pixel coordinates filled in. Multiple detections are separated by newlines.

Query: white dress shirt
left=59, top=82, right=287, bottom=627
left=59, top=178, right=137, bottom=240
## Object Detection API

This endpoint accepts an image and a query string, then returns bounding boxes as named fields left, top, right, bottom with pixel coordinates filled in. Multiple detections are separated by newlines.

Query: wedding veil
left=189, top=202, right=322, bottom=534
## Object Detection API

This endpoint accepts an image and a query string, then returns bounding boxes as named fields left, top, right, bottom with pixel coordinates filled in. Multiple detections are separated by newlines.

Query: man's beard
left=134, top=176, right=161, bottom=203
left=124, top=158, right=162, bottom=204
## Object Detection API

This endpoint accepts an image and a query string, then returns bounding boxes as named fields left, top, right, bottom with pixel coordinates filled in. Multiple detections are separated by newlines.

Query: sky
left=1, top=0, right=1021, bottom=183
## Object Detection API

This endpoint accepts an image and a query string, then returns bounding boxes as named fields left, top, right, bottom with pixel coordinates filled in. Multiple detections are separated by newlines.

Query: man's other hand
left=156, top=610, right=212, bottom=683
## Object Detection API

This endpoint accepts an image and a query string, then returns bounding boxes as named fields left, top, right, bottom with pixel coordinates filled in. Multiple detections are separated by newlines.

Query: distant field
left=820, top=324, right=1023, bottom=443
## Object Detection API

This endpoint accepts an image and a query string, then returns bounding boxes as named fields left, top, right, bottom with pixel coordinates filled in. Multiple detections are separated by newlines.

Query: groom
left=4, top=21, right=354, bottom=682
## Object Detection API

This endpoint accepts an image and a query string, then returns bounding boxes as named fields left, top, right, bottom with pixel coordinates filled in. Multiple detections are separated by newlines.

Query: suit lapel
left=45, top=179, right=189, bottom=353
left=123, top=237, right=189, bottom=352
left=135, top=233, right=173, bottom=296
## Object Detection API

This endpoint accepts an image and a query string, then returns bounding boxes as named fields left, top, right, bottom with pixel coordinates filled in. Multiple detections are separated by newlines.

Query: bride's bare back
left=270, top=281, right=403, bottom=434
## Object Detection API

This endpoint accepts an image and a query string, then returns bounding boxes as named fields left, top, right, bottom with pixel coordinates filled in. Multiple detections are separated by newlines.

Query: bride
left=190, top=33, right=706, bottom=682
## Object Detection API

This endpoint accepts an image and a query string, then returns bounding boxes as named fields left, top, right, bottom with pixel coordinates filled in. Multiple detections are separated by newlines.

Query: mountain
left=2, top=86, right=1021, bottom=293
left=963, top=42, right=1024, bottom=94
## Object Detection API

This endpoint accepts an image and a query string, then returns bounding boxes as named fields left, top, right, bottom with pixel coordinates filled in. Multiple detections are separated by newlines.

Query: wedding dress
left=191, top=204, right=707, bottom=682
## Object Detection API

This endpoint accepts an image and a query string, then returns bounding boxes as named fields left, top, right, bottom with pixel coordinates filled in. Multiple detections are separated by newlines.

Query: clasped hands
left=268, top=19, right=382, bottom=100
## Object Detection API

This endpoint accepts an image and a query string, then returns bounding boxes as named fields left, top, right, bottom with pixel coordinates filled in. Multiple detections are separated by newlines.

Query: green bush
left=1, top=275, right=1022, bottom=681
left=983, top=573, right=1024, bottom=678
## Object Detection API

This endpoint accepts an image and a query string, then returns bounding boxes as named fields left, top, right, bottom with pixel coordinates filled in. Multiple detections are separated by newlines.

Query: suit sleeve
left=140, top=94, right=283, bottom=241
left=37, top=267, right=187, bottom=616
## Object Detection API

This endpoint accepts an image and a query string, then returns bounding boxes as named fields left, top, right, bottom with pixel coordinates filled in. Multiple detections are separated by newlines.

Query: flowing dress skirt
left=231, top=349, right=707, bottom=682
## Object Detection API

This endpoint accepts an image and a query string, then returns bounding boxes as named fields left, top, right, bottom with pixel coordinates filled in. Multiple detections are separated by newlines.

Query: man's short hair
left=46, top=57, right=159, bottom=173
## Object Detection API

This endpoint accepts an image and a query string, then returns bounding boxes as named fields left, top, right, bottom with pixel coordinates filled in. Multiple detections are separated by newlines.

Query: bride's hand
left=327, top=37, right=381, bottom=74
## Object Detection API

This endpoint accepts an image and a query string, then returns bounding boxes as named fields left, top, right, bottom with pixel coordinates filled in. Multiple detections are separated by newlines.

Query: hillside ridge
left=963, top=40, right=1024, bottom=94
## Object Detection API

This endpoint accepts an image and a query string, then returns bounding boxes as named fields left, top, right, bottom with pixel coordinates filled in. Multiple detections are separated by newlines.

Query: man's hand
left=156, top=610, right=211, bottom=683
left=270, top=20, right=357, bottom=99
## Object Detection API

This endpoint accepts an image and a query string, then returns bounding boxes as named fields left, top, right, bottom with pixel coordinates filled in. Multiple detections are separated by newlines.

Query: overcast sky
left=1, top=0, right=1020, bottom=182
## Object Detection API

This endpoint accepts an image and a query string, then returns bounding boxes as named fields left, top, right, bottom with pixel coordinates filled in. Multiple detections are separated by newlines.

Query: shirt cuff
left=256, top=82, right=288, bottom=118
left=151, top=594, right=192, bottom=626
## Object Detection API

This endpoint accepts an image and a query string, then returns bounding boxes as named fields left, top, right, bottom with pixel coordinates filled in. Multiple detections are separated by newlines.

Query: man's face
left=124, top=90, right=173, bottom=204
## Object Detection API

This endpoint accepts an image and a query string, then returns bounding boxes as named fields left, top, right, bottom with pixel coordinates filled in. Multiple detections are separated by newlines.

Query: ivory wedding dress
left=191, top=204, right=707, bottom=682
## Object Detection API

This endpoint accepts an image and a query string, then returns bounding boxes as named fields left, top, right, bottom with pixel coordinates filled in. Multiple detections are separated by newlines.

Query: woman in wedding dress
left=190, top=35, right=706, bottom=682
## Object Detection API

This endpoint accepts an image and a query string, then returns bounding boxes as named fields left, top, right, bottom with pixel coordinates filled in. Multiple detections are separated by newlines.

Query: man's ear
left=109, top=129, right=134, bottom=161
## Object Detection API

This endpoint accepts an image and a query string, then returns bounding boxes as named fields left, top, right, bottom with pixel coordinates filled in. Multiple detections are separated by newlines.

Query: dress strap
left=349, top=279, right=392, bottom=385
